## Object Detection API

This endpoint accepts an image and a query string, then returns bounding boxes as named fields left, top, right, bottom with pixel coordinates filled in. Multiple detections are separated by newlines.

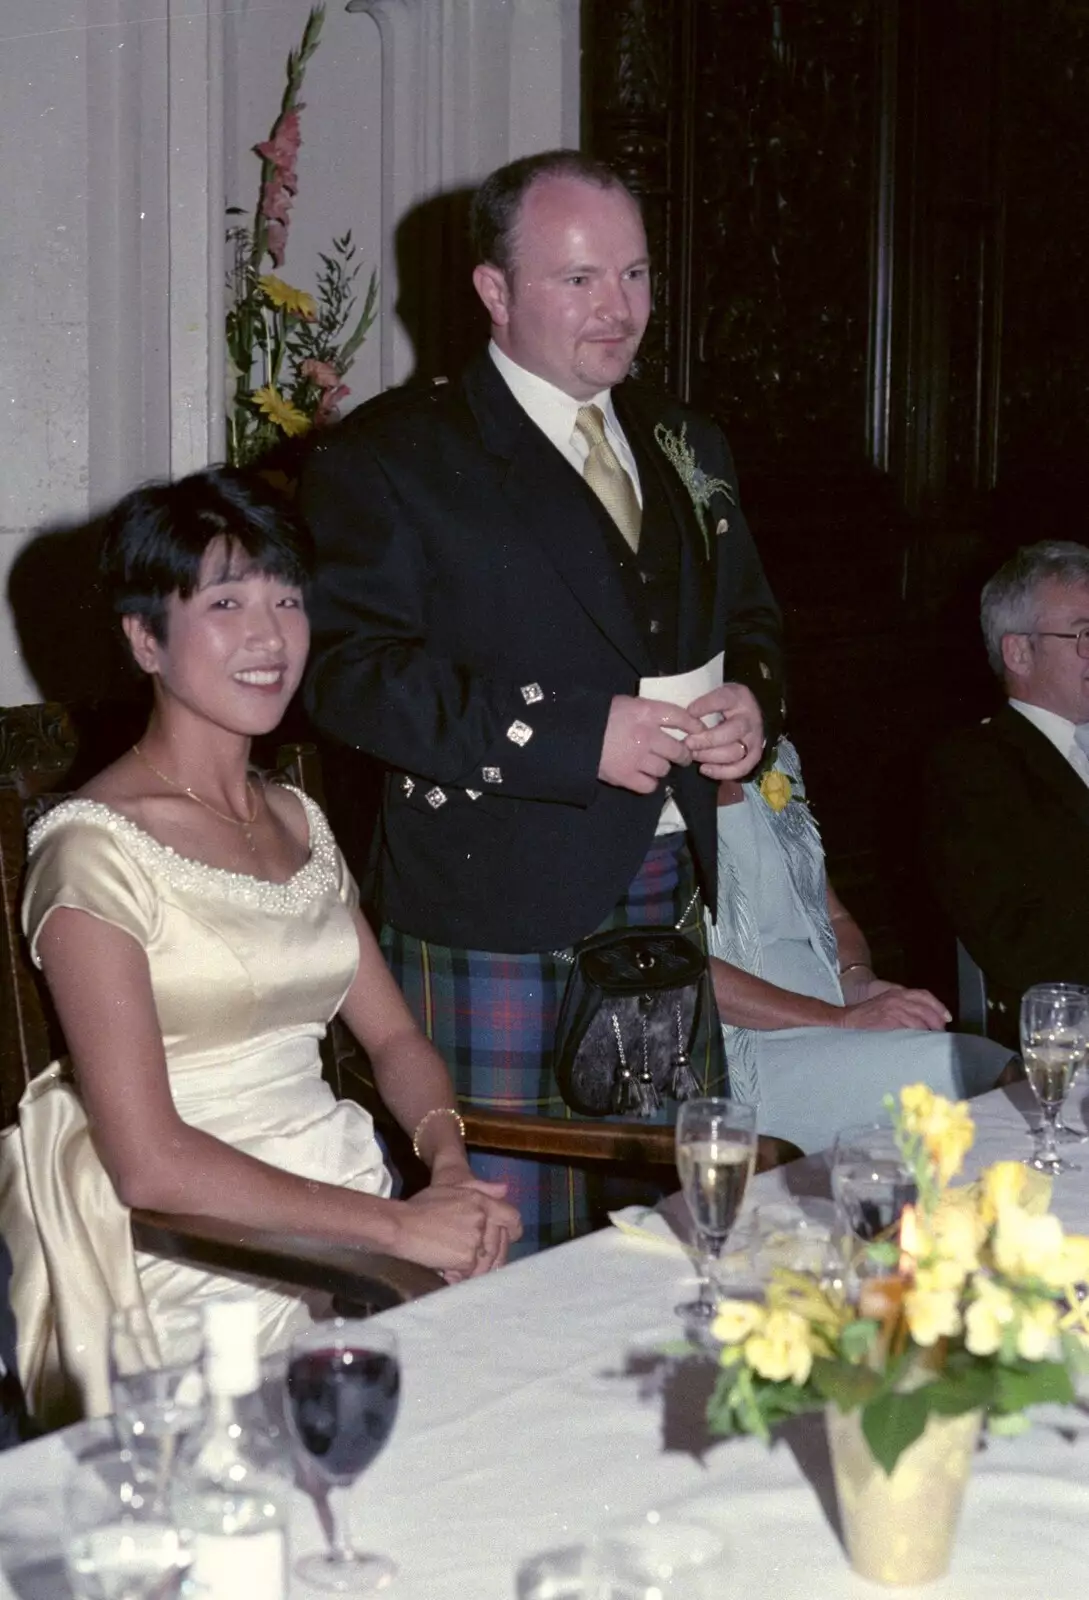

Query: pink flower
left=256, top=108, right=304, bottom=264
left=315, top=384, right=350, bottom=425
left=255, top=108, right=303, bottom=185
left=300, top=358, right=341, bottom=391
left=265, top=219, right=288, bottom=267
left=260, top=173, right=293, bottom=224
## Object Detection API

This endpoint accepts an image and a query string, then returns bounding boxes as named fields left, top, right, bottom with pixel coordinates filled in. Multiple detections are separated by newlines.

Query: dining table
left=0, top=1081, right=1087, bottom=1599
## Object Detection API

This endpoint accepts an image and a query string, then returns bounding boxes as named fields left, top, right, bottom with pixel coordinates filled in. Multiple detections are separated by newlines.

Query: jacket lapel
left=993, top=704, right=1089, bottom=828
left=463, top=355, right=653, bottom=675
left=615, top=389, right=714, bottom=670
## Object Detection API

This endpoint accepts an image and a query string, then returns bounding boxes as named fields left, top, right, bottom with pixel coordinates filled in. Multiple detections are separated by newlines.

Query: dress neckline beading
left=27, top=788, right=341, bottom=913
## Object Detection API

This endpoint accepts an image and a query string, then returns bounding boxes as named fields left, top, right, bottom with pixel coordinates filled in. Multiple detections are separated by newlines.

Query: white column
left=352, top=0, right=580, bottom=389
left=166, top=0, right=226, bottom=475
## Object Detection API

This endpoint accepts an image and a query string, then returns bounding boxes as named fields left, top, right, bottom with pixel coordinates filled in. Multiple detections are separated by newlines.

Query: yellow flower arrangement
left=704, top=1085, right=1089, bottom=1473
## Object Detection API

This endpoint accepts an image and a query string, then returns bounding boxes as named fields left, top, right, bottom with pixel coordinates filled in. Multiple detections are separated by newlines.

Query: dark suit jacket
left=923, top=703, right=1089, bottom=1043
left=300, top=351, right=783, bottom=951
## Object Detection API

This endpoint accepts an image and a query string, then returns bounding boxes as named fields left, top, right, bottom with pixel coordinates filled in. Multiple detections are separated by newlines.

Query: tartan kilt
left=380, top=832, right=727, bottom=1258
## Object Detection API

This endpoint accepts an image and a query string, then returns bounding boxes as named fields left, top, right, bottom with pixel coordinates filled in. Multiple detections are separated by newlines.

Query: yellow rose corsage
left=758, top=769, right=793, bottom=813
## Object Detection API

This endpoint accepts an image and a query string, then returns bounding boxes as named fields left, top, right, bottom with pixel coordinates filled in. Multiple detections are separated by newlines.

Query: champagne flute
left=1047, top=983, right=1089, bottom=1140
left=1020, top=982, right=1089, bottom=1174
left=674, top=1098, right=757, bottom=1322
left=285, top=1318, right=400, bottom=1593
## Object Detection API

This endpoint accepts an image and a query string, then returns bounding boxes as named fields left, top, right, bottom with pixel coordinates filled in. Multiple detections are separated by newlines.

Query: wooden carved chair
left=0, top=702, right=441, bottom=1324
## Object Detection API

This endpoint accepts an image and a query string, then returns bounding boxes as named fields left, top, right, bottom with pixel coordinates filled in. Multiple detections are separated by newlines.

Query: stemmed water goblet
left=62, top=1433, right=194, bottom=1600
left=674, top=1098, right=758, bottom=1322
left=830, top=1120, right=917, bottom=1252
left=284, top=1318, right=401, bottom=1593
left=1020, top=982, right=1089, bottom=1174
left=108, top=1307, right=205, bottom=1517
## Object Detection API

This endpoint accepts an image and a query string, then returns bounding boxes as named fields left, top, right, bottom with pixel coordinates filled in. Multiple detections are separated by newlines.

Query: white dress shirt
left=488, top=342, right=687, bottom=835
left=1008, top=699, right=1089, bottom=787
left=488, top=342, right=643, bottom=503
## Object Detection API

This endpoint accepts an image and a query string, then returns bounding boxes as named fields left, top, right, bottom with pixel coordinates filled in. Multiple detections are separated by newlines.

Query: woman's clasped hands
left=398, top=1174, right=520, bottom=1282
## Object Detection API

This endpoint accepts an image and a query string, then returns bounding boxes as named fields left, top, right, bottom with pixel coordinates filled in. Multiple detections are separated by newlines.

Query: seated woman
left=709, top=738, right=1013, bottom=1152
left=0, top=468, right=520, bottom=1420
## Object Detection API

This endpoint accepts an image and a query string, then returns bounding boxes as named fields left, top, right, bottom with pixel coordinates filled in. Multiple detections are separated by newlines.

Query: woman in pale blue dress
left=708, top=740, right=1012, bottom=1152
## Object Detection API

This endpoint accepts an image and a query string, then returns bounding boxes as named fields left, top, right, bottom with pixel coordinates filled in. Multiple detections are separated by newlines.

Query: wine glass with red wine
left=284, top=1318, right=401, bottom=1592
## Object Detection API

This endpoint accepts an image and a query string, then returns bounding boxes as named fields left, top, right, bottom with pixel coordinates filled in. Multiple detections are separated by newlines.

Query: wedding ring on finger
left=738, top=738, right=748, bottom=758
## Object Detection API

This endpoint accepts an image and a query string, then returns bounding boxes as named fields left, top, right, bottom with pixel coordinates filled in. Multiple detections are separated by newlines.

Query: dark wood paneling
left=582, top=0, right=1089, bottom=993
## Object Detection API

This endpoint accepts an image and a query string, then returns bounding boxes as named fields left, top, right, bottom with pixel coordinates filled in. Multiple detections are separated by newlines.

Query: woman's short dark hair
left=469, top=149, right=639, bottom=276
left=99, top=467, right=315, bottom=643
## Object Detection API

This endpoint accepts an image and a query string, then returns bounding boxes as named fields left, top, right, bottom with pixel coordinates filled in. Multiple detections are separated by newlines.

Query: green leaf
left=992, top=1361, right=1074, bottom=1414
left=860, top=1389, right=931, bottom=1475
left=839, top=1320, right=880, bottom=1361
left=865, top=1240, right=900, bottom=1268
left=810, top=1357, right=883, bottom=1411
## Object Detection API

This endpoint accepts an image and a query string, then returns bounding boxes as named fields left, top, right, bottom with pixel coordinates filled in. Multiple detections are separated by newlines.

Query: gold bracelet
left=411, top=1106, right=467, bottom=1160
left=838, top=962, right=872, bottom=978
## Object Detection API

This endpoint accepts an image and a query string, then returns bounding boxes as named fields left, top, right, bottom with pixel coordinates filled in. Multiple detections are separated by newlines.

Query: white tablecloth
left=2, top=1084, right=1088, bottom=1598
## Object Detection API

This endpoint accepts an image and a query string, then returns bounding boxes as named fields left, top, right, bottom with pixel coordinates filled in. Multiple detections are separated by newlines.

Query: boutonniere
left=751, top=740, right=811, bottom=816
left=653, top=423, right=734, bottom=558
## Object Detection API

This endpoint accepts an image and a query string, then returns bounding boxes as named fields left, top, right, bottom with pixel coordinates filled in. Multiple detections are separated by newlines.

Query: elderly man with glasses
left=924, top=540, right=1089, bottom=1046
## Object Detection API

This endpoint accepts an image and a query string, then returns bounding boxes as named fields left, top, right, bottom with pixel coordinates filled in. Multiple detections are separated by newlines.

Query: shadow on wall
left=6, top=516, right=149, bottom=773
left=393, top=186, right=488, bottom=385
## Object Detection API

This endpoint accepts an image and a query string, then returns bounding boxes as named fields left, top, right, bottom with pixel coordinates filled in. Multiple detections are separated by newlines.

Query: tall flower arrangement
left=704, top=1085, right=1089, bottom=1472
left=226, top=5, right=377, bottom=467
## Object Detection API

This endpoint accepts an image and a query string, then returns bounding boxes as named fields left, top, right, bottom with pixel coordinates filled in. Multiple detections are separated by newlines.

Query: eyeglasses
left=1028, top=629, right=1089, bottom=660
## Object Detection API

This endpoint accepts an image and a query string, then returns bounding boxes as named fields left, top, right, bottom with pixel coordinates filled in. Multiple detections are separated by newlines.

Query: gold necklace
left=132, top=743, right=261, bottom=853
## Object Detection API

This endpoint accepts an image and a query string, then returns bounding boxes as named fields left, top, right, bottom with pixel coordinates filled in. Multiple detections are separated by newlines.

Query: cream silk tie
left=573, top=404, right=642, bottom=553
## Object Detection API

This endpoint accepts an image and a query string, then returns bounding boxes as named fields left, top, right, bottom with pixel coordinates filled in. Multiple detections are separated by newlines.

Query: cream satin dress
left=0, top=789, right=390, bottom=1422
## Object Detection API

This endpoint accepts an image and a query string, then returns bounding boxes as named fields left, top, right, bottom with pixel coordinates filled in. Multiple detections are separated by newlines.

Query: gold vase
left=825, top=1404, right=982, bottom=1586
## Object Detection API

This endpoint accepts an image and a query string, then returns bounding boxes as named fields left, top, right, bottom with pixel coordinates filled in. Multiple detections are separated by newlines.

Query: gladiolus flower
left=260, top=173, right=293, bottom=225
left=300, top=358, right=341, bottom=390
left=315, top=383, right=350, bottom=426
left=258, top=276, right=317, bottom=319
left=252, top=385, right=311, bottom=437
left=256, top=108, right=303, bottom=184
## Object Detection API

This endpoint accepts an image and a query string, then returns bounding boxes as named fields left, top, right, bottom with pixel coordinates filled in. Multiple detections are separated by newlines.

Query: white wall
left=0, top=0, right=580, bottom=705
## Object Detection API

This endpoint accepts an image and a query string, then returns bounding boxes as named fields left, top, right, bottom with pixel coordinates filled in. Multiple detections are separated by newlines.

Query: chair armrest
left=460, top=1106, right=803, bottom=1173
left=130, top=1209, right=444, bottom=1312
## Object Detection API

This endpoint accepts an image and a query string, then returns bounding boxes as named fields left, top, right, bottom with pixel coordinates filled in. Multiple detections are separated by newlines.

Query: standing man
left=301, top=151, right=783, bottom=1254
left=924, top=541, right=1089, bottom=1048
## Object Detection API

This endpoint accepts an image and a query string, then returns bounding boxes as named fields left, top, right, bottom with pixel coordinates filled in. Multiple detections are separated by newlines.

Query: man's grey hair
left=981, top=540, right=1089, bottom=677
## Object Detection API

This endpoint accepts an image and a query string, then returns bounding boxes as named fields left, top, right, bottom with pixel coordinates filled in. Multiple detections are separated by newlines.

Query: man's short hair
left=469, top=149, right=638, bottom=275
left=981, top=540, right=1089, bottom=677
